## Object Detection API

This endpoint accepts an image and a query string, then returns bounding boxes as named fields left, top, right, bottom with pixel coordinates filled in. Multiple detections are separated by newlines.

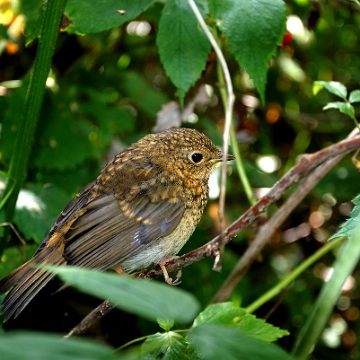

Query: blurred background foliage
left=0, top=0, right=360, bottom=359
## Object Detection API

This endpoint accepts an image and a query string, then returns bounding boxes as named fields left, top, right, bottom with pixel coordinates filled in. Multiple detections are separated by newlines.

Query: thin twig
left=64, top=300, right=113, bottom=338
left=187, top=0, right=235, bottom=270
left=65, top=132, right=360, bottom=338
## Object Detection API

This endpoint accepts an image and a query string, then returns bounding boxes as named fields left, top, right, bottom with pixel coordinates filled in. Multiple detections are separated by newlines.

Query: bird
left=0, top=127, right=235, bottom=321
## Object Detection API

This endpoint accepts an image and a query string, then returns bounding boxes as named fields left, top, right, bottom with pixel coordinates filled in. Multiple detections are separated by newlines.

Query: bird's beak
left=218, top=153, right=236, bottom=162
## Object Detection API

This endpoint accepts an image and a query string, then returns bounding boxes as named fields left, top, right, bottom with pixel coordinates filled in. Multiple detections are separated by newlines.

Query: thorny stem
left=211, top=143, right=350, bottom=304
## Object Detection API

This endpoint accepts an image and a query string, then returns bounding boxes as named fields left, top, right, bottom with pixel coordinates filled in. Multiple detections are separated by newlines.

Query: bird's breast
left=118, top=209, right=197, bottom=273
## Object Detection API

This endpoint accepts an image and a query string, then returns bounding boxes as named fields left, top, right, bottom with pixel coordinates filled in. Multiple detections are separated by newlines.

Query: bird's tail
left=0, top=244, right=65, bottom=321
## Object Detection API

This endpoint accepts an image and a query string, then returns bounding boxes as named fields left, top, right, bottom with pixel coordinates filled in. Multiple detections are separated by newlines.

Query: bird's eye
left=191, top=153, right=203, bottom=163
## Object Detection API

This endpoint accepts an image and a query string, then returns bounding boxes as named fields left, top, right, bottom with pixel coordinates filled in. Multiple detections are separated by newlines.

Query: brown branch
left=211, top=148, right=349, bottom=303
left=65, top=133, right=360, bottom=338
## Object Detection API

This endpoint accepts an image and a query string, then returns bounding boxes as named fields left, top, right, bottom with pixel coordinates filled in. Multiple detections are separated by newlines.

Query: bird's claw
left=159, top=262, right=182, bottom=286
left=167, top=270, right=182, bottom=286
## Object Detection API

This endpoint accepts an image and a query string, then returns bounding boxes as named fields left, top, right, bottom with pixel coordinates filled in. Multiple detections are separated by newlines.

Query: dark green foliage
left=1, top=0, right=360, bottom=359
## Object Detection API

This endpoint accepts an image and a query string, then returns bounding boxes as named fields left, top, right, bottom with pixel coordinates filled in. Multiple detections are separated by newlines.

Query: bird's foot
left=158, top=256, right=182, bottom=285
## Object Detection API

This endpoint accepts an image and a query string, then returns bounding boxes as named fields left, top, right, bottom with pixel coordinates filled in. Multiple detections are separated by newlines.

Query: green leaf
left=0, top=209, right=5, bottom=238
left=21, top=0, right=44, bottom=37
left=122, top=71, right=170, bottom=118
left=25, top=0, right=46, bottom=46
left=193, top=303, right=289, bottom=343
left=141, top=332, right=187, bottom=360
left=187, top=325, right=294, bottom=360
left=349, top=89, right=360, bottom=103
left=314, top=81, right=348, bottom=100
left=323, top=101, right=355, bottom=120
left=157, top=0, right=211, bottom=104
left=64, top=0, right=157, bottom=34
left=44, top=266, right=200, bottom=324
left=0, top=244, right=38, bottom=279
left=13, top=184, right=70, bottom=243
left=329, top=194, right=360, bottom=241
left=0, top=24, right=9, bottom=40
left=32, top=112, right=94, bottom=171
left=292, top=212, right=360, bottom=358
left=0, top=331, right=123, bottom=360
left=157, top=319, right=175, bottom=331
left=210, top=0, right=286, bottom=103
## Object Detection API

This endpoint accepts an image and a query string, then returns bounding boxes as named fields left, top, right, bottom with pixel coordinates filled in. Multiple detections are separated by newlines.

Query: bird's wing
left=33, top=181, right=96, bottom=257
left=62, top=192, right=185, bottom=270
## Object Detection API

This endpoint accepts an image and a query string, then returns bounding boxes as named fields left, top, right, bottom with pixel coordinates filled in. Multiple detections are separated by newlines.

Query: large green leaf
left=64, top=0, right=157, bottom=34
left=45, top=266, right=200, bottom=324
left=157, top=0, right=211, bottom=104
left=0, top=331, right=123, bottom=360
left=187, top=324, right=293, bottom=360
left=210, top=0, right=286, bottom=103
left=121, top=72, right=170, bottom=118
left=193, top=303, right=289, bottom=343
left=32, top=110, right=94, bottom=171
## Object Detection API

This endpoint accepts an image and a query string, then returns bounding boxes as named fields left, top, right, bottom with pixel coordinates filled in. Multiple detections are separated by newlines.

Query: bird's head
left=141, top=128, right=235, bottom=181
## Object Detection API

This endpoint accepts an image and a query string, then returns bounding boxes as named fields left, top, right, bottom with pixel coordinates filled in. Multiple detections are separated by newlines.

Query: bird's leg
left=158, top=256, right=182, bottom=285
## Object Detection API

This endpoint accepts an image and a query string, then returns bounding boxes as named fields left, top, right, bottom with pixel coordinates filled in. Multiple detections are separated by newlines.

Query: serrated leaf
left=0, top=331, right=122, bottom=360
left=43, top=266, right=200, bottom=323
left=193, top=303, right=288, bottom=343
left=13, top=184, right=70, bottom=243
left=314, top=81, right=348, bottom=100
left=64, top=0, right=157, bottom=34
left=187, top=325, right=293, bottom=360
left=157, top=0, right=211, bottom=104
left=349, top=89, right=360, bottom=103
left=329, top=194, right=360, bottom=241
left=323, top=101, right=355, bottom=120
left=210, top=0, right=286, bottom=103
left=157, top=319, right=175, bottom=331
left=141, top=332, right=187, bottom=360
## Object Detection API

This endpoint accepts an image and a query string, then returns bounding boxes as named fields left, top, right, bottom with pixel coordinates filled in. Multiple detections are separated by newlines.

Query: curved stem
left=187, top=0, right=235, bottom=269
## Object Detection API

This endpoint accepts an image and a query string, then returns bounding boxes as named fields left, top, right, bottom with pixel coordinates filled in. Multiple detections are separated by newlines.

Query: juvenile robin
left=0, top=127, right=235, bottom=321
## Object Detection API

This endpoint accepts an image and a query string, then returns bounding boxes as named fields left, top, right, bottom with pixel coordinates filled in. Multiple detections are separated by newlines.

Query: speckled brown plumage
left=0, top=128, right=234, bottom=321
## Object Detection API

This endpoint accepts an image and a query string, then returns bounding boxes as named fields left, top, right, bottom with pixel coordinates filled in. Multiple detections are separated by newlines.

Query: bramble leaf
left=210, top=0, right=286, bottom=103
